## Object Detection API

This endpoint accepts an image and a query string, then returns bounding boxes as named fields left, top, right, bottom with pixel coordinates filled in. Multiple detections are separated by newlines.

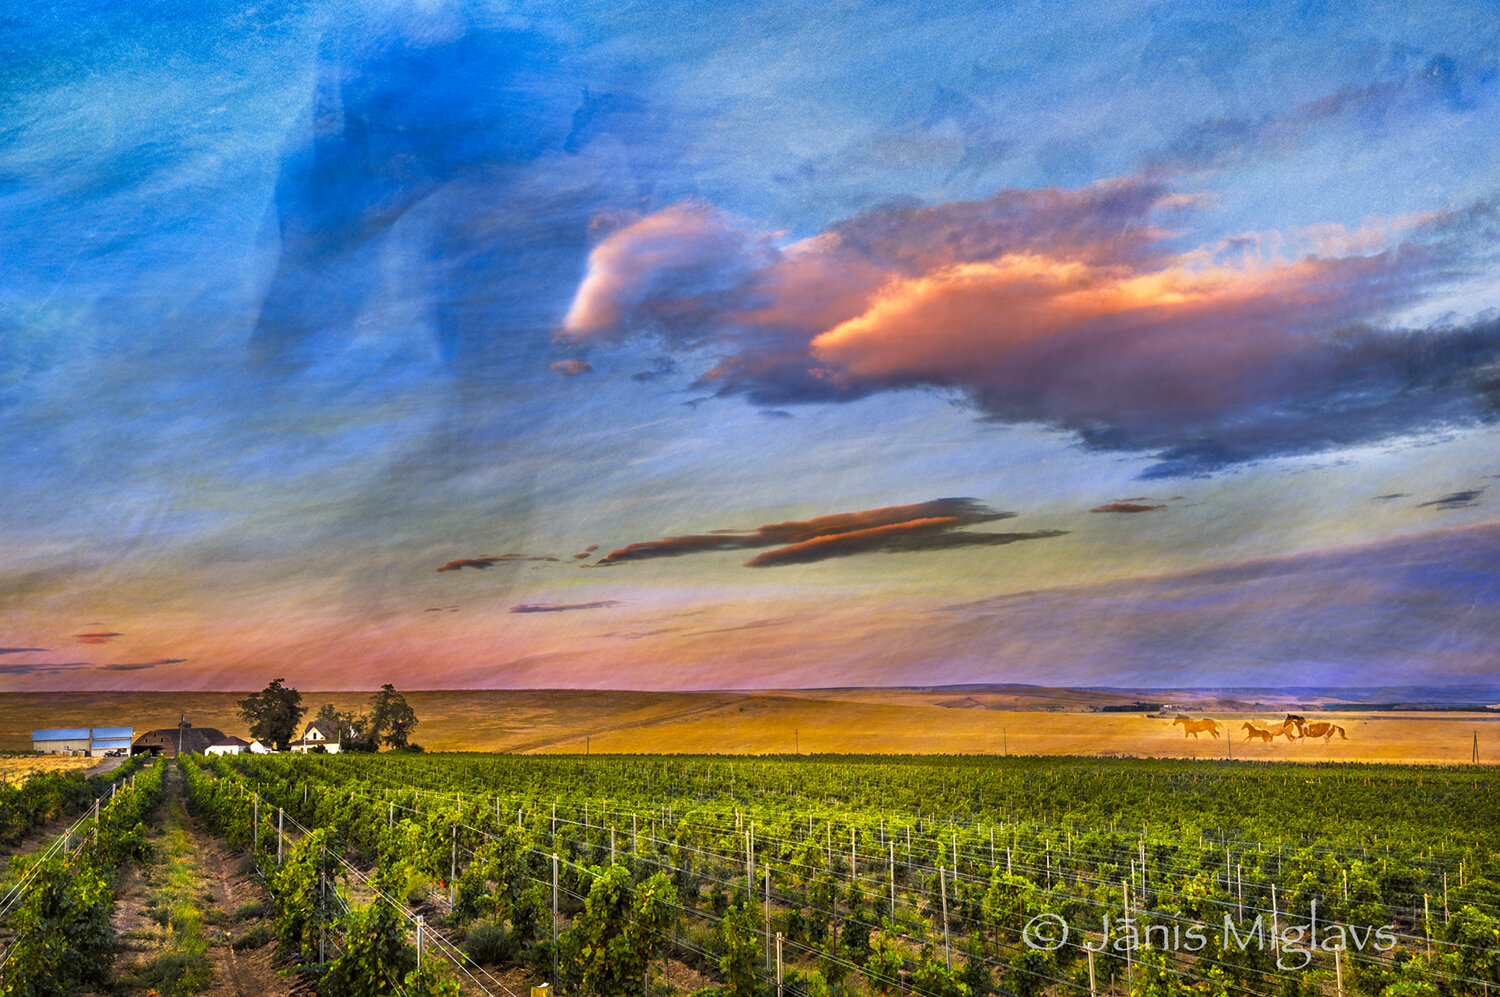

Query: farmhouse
left=31, top=726, right=135, bottom=757
left=205, top=736, right=250, bottom=756
left=289, top=720, right=342, bottom=754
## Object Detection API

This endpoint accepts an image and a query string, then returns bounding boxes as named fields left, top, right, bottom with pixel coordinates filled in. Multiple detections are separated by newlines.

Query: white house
left=206, top=736, right=250, bottom=756
left=289, top=720, right=342, bottom=754
left=248, top=739, right=277, bottom=754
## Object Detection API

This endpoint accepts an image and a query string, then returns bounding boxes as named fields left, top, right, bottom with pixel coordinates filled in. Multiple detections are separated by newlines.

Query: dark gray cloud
left=0, top=647, right=48, bottom=654
left=437, top=554, right=559, bottom=572
left=1416, top=489, right=1485, bottom=510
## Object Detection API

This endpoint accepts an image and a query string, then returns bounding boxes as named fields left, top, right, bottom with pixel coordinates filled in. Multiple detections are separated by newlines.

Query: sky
left=2, top=0, right=1499, bottom=692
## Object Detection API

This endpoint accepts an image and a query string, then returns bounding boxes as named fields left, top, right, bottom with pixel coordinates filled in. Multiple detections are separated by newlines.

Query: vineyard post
left=612, top=826, right=616, bottom=865
left=552, top=853, right=559, bottom=990
left=889, top=841, right=895, bottom=920
left=1123, top=881, right=1133, bottom=988
left=253, top=795, right=259, bottom=849
left=1443, top=874, right=1449, bottom=922
left=906, top=824, right=911, bottom=873
left=552, top=802, right=556, bottom=843
left=1335, top=945, right=1344, bottom=997
left=1343, top=868, right=1348, bottom=902
left=776, top=932, right=784, bottom=997
left=990, top=827, right=995, bottom=869
left=389, top=801, right=393, bottom=827
left=747, top=829, right=754, bottom=893
left=1237, top=865, right=1243, bottom=919
left=852, top=827, right=857, bottom=884
left=416, top=914, right=424, bottom=969
left=940, top=864, right=951, bottom=969
left=764, top=864, right=771, bottom=970
left=277, top=808, right=283, bottom=864
left=634, top=813, right=638, bottom=854
left=319, top=863, right=326, bottom=963
left=1424, top=894, right=1431, bottom=962
left=952, top=832, right=957, bottom=873
left=1087, top=946, right=1096, bottom=997
left=1272, top=885, right=1279, bottom=944
left=450, top=825, right=457, bottom=907
left=827, top=822, right=832, bottom=868
left=1007, top=847, right=1012, bottom=876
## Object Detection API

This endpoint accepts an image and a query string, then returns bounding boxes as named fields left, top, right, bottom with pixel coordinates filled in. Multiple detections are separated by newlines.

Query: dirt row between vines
left=81, top=766, right=302, bottom=997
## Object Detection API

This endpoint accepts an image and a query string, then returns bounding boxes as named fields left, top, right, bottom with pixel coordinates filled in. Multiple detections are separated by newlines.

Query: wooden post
left=889, top=841, right=896, bottom=920
left=776, top=932, right=784, bottom=997
left=612, top=826, right=617, bottom=865
left=450, top=825, right=457, bottom=907
left=764, top=864, right=771, bottom=970
left=253, top=795, right=259, bottom=848
left=1335, top=946, right=1344, bottom=997
left=552, top=854, right=559, bottom=989
left=1088, top=946, right=1097, bottom=997
left=278, top=808, right=284, bottom=864
left=416, top=915, right=424, bottom=968
left=940, top=864, right=951, bottom=969
left=1124, top=881, right=1133, bottom=988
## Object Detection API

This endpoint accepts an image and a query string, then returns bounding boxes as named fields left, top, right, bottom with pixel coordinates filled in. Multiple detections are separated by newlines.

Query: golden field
left=1, top=688, right=1495, bottom=764
left=0, top=753, right=99, bottom=786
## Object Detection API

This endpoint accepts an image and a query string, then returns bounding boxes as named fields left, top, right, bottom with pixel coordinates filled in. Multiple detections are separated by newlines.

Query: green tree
left=367, top=684, right=419, bottom=749
left=561, top=866, right=679, bottom=997
left=238, top=677, right=306, bottom=751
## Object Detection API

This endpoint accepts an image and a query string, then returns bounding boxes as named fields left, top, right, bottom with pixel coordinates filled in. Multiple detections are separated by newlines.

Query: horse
left=1172, top=716, right=1224, bottom=739
left=1241, top=721, right=1276, bottom=743
left=1297, top=719, right=1347, bottom=741
left=1278, top=714, right=1306, bottom=740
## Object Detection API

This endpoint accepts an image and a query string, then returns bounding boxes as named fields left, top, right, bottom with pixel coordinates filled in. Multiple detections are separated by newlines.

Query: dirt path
left=103, top=765, right=301, bottom=997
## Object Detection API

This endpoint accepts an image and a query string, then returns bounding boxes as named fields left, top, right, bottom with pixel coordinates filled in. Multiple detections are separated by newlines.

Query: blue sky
left=2, top=0, right=1498, bottom=690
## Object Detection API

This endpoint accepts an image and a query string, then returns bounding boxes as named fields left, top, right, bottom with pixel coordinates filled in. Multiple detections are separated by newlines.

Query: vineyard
left=1, top=754, right=1497, bottom=997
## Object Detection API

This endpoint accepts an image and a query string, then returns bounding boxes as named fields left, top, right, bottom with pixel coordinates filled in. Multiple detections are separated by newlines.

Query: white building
left=32, top=726, right=135, bottom=757
left=289, top=720, right=342, bottom=754
left=206, top=736, right=250, bottom=756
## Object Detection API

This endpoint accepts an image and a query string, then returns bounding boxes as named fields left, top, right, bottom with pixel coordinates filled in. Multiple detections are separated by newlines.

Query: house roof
left=304, top=720, right=340, bottom=739
left=91, top=726, right=134, bottom=738
left=211, top=736, right=250, bottom=747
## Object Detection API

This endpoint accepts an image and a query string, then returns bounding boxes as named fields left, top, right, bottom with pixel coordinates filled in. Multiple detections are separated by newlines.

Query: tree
left=238, top=677, right=306, bottom=751
left=314, top=703, right=371, bottom=750
left=367, top=683, right=419, bottom=749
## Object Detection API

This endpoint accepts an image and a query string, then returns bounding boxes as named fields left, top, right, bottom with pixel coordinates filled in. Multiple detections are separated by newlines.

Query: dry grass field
left=1, top=688, right=1495, bottom=764
left=0, top=753, right=99, bottom=786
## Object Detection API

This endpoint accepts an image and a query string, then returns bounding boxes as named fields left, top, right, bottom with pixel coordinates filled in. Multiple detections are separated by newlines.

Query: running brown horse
left=1241, top=721, right=1277, bottom=743
left=1291, top=718, right=1348, bottom=741
left=1173, top=716, right=1224, bottom=739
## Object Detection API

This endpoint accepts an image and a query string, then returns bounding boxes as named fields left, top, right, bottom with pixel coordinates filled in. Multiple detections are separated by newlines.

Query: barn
left=132, top=719, right=229, bottom=757
left=32, top=726, right=136, bottom=757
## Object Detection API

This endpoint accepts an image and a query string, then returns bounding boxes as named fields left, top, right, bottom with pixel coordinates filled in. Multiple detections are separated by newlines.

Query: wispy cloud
left=0, top=647, right=48, bottom=654
left=436, top=554, right=559, bottom=572
left=1416, top=489, right=1484, bottom=510
left=595, top=498, right=1061, bottom=567
left=510, top=600, right=622, bottom=613
left=75, top=631, right=123, bottom=644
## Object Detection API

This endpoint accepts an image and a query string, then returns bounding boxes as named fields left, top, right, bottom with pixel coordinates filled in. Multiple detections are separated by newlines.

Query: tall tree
left=237, top=677, right=305, bottom=751
left=367, top=683, right=419, bottom=749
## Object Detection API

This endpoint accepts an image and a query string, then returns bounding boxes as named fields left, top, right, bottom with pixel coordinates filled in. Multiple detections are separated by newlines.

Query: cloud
left=0, top=647, right=48, bottom=654
left=595, top=498, right=1060, bottom=568
left=572, top=544, right=600, bottom=560
left=744, top=525, right=1067, bottom=567
left=436, top=554, right=559, bottom=572
left=0, top=661, right=92, bottom=675
left=75, top=631, right=123, bottom=644
left=1372, top=493, right=1410, bottom=501
left=558, top=179, right=1500, bottom=474
left=1416, top=489, right=1484, bottom=510
left=509, top=601, right=622, bottom=613
left=551, top=358, right=593, bottom=376
left=1091, top=502, right=1168, bottom=513
left=101, top=658, right=183, bottom=671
